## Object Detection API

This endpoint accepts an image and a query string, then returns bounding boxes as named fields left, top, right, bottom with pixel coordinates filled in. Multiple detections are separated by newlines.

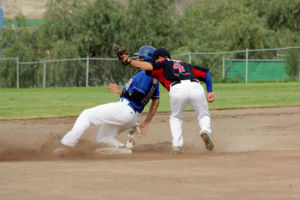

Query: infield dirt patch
left=0, top=106, right=299, bottom=199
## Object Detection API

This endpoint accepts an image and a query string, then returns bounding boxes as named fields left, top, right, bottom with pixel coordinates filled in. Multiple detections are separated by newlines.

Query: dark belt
left=170, top=79, right=199, bottom=87
left=128, top=103, right=140, bottom=113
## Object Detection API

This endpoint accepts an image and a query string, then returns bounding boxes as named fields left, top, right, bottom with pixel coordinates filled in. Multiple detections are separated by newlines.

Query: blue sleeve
left=204, top=72, right=213, bottom=92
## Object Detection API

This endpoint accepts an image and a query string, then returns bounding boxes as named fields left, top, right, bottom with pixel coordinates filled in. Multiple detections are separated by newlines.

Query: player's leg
left=189, top=82, right=214, bottom=150
left=94, top=124, right=136, bottom=155
left=60, top=107, right=94, bottom=147
left=169, top=84, right=188, bottom=151
left=61, top=101, right=137, bottom=147
left=189, top=83, right=211, bottom=134
left=88, top=101, right=137, bottom=126
left=96, top=125, right=125, bottom=148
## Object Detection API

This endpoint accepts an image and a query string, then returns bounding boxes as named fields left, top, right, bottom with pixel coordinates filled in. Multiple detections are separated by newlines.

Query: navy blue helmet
left=134, top=46, right=156, bottom=62
left=153, top=48, right=171, bottom=61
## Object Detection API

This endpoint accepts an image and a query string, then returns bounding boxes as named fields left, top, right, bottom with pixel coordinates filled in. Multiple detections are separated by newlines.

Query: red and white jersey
left=146, top=58, right=209, bottom=91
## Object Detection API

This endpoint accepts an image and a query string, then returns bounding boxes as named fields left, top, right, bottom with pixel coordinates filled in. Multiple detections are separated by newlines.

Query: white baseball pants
left=61, top=98, right=139, bottom=148
left=169, top=80, right=211, bottom=147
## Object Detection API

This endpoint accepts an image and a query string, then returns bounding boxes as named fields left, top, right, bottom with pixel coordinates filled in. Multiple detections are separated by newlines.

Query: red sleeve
left=152, top=58, right=166, bottom=70
left=146, top=67, right=172, bottom=91
left=192, top=67, right=207, bottom=80
left=147, top=68, right=164, bottom=80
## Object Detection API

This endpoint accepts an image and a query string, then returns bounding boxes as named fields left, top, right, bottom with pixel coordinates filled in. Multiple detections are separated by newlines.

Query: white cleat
left=94, top=147, right=132, bottom=155
left=200, top=131, right=214, bottom=151
left=125, top=139, right=135, bottom=149
left=172, top=146, right=184, bottom=154
left=52, top=145, right=72, bottom=155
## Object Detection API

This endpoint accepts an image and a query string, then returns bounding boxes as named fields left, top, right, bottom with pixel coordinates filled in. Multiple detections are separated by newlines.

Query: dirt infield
left=0, top=106, right=299, bottom=200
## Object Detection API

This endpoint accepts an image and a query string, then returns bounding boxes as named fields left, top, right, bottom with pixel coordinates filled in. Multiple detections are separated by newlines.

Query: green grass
left=0, top=82, right=299, bottom=120
left=210, top=82, right=299, bottom=109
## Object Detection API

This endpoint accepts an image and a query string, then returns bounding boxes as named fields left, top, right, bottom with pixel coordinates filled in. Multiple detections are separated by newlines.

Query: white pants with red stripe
left=61, top=98, right=139, bottom=148
left=169, top=80, right=211, bottom=147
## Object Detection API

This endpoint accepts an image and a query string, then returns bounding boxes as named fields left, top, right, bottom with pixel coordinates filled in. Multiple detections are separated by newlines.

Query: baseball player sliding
left=120, top=47, right=214, bottom=154
left=53, top=46, right=160, bottom=155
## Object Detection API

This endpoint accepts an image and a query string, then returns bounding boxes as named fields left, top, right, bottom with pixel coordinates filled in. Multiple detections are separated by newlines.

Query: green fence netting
left=225, top=60, right=289, bottom=82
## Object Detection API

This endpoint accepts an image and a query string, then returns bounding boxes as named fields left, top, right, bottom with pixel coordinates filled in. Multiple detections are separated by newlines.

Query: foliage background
left=0, top=0, right=299, bottom=87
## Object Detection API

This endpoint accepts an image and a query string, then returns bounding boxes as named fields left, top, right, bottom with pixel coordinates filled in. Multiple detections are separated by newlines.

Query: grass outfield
left=0, top=82, right=299, bottom=120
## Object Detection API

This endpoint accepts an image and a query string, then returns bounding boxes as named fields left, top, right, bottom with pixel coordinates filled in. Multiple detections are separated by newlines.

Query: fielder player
left=54, top=46, right=160, bottom=155
left=121, top=48, right=214, bottom=154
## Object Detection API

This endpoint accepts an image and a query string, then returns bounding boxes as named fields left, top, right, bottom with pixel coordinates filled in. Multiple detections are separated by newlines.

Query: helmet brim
left=134, top=52, right=143, bottom=57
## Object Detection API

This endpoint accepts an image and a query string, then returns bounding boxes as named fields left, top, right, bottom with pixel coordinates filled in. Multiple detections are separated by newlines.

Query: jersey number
left=125, top=78, right=133, bottom=90
left=173, top=62, right=185, bottom=73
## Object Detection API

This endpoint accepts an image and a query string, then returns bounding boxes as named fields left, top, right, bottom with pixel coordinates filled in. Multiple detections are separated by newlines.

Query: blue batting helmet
left=134, top=46, right=156, bottom=62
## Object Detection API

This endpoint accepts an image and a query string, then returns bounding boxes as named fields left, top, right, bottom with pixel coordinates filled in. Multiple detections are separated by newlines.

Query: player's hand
left=207, top=92, right=215, bottom=103
left=122, top=54, right=130, bottom=64
left=108, top=83, right=122, bottom=94
left=113, top=44, right=130, bottom=65
left=138, top=122, right=150, bottom=135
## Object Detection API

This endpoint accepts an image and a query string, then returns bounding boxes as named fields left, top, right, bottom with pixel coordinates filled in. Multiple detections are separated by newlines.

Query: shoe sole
left=201, top=133, right=214, bottom=151
left=172, top=150, right=182, bottom=154
left=52, top=147, right=72, bottom=155
left=94, top=147, right=132, bottom=155
left=172, top=147, right=184, bottom=154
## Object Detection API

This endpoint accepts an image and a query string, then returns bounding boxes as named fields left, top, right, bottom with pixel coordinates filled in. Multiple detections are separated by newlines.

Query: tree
left=125, top=0, right=179, bottom=53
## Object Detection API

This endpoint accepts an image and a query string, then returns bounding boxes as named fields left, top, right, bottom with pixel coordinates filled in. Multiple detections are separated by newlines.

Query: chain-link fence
left=0, top=57, right=139, bottom=88
left=1, top=46, right=299, bottom=88
left=225, top=59, right=289, bottom=82
left=0, top=57, right=18, bottom=88
left=173, top=46, right=300, bottom=83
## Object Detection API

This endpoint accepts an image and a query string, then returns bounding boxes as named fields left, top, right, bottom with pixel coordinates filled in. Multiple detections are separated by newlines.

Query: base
left=94, top=147, right=132, bottom=155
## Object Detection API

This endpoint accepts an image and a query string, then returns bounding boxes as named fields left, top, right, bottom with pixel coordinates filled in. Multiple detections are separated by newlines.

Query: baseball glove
left=125, top=124, right=141, bottom=149
left=113, top=44, right=131, bottom=65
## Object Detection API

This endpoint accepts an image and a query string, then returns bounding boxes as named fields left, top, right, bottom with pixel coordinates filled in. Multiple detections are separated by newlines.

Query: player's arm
left=123, top=54, right=154, bottom=70
left=204, top=72, right=215, bottom=103
left=108, top=83, right=122, bottom=94
left=193, top=66, right=215, bottom=103
left=138, top=98, right=160, bottom=135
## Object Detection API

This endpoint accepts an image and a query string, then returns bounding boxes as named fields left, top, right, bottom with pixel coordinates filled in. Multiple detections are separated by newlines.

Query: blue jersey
left=120, top=70, right=160, bottom=113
